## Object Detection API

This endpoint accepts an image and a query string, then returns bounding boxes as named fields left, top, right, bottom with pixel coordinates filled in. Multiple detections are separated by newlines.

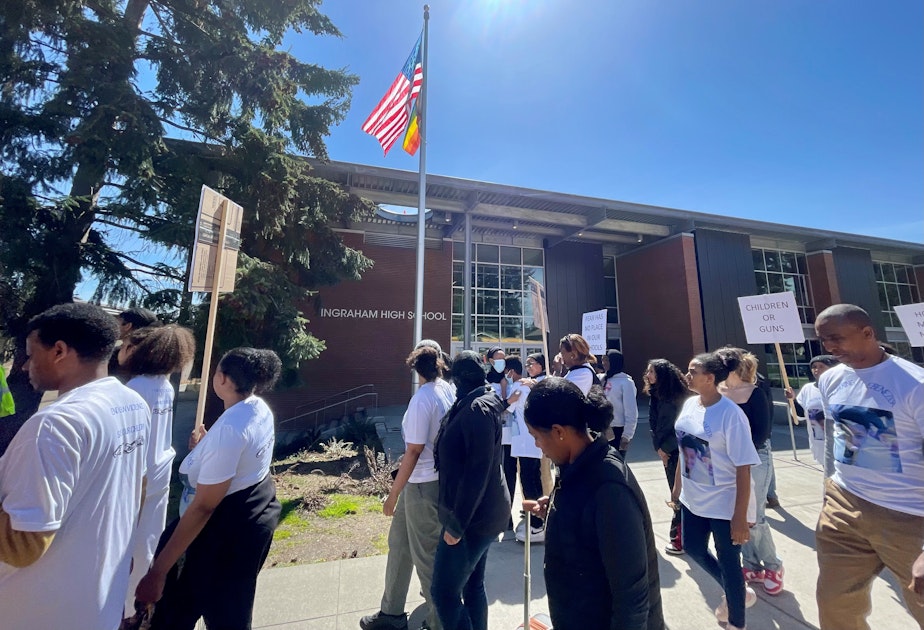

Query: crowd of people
left=0, top=301, right=923, bottom=630
left=0, top=303, right=283, bottom=630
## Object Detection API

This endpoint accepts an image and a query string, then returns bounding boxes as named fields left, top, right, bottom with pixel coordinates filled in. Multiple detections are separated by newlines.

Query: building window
left=874, top=261, right=920, bottom=328
left=762, top=340, right=824, bottom=389
left=451, top=243, right=545, bottom=345
left=752, top=248, right=815, bottom=388
left=752, top=249, right=815, bottom=324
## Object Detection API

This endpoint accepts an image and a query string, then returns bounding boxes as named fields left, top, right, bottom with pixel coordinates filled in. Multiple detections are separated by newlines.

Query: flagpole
left=412, top=5, right=430, bottom=394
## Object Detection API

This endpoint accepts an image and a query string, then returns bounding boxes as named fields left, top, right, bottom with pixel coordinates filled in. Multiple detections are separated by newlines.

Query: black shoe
left=359, top=611, right=409, bottom=630
left=766, top=497, right=781, bottom=509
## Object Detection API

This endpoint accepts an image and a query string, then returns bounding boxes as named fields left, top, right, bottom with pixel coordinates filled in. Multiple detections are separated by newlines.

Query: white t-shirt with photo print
left=0, top=377, right=150, bottom=630
left=818, top=356, right=924, bottom=516
left=179, top=395, right=275, bottom=497
left=675, top=395, right=760, bottom=521
left=511, top=375, right=544, bottom=459
left=796, top=382, right=826, bottom=467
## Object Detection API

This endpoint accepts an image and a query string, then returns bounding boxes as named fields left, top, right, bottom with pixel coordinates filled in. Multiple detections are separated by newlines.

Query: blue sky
left=291, top=0, right=923, bottom=243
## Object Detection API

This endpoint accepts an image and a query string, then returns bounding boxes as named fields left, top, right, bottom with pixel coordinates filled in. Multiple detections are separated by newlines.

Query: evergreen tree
left=0, top=0, right=374, bottom=445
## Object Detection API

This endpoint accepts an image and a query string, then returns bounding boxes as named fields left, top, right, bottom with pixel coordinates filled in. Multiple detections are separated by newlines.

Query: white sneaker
left=515, top=525, right=545, bottom=543
left=714, top=587, right=757, bottom=623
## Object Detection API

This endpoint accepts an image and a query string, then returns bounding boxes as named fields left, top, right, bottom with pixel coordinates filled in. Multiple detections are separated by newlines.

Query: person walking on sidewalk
left=430, top=352, right=509, bottom=630
left=360, top=343, right=454, bottom=630
left=507, top=353, right=548, bottom=543
left=784, top=355, right=839, bottom=477
left=523, top=377, right=664, bottom=630
left=601, top=349, right=638, bottom=457
left=136, top=347, right=283, bottom=629
left=717, top=348, right=784, bottom=597
left=0, top=303, right=151, bottom=630
left=671, top=351, right=760, bottom=630
left=813, top=304, right=924, bottom=629
left=643, top=359, right=690, bottom=555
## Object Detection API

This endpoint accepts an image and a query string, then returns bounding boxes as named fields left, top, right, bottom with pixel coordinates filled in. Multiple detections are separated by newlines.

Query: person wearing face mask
left=484, top=347, right=508, bottom=401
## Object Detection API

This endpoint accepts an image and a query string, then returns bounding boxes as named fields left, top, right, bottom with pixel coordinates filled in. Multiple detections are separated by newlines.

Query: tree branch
left=115, top=251, right=183, bottom=280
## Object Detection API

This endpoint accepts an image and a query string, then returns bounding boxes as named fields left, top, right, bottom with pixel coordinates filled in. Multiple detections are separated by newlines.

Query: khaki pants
left=381, top=480, right=443, bottom=630
left=816, top=478, right=924, bottom=629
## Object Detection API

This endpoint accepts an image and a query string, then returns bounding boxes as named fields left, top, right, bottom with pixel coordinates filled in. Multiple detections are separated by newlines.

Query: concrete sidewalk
left=251, top=423, right=919, bottom=629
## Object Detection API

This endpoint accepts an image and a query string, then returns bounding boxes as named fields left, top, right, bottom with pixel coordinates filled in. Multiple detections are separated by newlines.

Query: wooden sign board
left=187, top=185, right=243, bottom=293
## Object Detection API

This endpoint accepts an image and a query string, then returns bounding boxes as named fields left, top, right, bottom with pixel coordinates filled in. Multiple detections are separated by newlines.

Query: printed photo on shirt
left=679, top=432, right=715, bottom=485
left=807, top=408, right=825, bottom=441
left=831, top=404, right=901, bottom=473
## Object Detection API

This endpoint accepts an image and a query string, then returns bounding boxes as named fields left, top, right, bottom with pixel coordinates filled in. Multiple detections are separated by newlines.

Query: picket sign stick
left=194, top=199, right=230, bottom=431
left=773, top=341, right=800, bottom=461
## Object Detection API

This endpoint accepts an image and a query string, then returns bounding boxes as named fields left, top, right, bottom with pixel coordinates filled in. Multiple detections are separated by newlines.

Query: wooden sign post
left=737, top=291, right=805, bottom=460
left=188, top=185, right=244, bottom=430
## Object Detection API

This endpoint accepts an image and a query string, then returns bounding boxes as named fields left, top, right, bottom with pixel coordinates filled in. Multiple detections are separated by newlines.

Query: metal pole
left=412, top=5, right=429, bottom=394
left=463, top=209, right=473, bottom=351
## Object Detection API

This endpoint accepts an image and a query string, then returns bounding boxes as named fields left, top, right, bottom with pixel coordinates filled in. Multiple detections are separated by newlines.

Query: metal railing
left=280, top=388, right=378, bottom=432
left=293, top=384, right=376, bottom=415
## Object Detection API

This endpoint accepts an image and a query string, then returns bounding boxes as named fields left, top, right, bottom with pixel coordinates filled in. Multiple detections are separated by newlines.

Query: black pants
left=150, top=476, right=281, bottom=630
left=607, top=426, right=627, bottom=458
left=502, top=444, right=517, bottom=528
left=518, top=457, right=544, bottom=528
left=665, top=449, right=682, bottom=545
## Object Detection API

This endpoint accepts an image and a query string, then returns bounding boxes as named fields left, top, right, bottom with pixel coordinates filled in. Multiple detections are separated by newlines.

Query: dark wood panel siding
left=617, top=234, right=706, bottom=383
left=544, top=241, right=606, bottom=352
left=693, top=229, right=758, bottom=351
left=831, top=246, right=887, bottom=336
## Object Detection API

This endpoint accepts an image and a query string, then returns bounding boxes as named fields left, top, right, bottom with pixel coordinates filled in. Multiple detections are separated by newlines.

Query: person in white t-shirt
left=784, top=355, right=838, bottom=476
left=508, top=353, right=547, bottom=542
left=361, top=342, right=454, bottom=630
left=0, top=302, right=150, bottom=630
left=135, top=347, right=282, bottom=629
left=670, top=351, right=760, bottom=630
left=601, top=349, right=638, bottom=457
left=118, top=324, right=195, bottom=618
left=813, top=304, right=924, bottom=629
left=559, top=334, right=598, bottom=395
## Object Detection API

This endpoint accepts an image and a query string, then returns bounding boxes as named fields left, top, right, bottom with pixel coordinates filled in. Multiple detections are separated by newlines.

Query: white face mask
left=492, top=358, right=506, bottom=373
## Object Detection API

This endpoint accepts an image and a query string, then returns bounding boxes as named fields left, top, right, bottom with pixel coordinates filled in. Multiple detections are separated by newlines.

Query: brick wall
left=270, top=231, right=453, bottom=420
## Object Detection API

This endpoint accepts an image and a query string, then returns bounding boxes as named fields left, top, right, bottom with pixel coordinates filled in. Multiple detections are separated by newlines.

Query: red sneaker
left=763, top=566, right=784, bottom=596
left=742, top=566, right=765, bottom=583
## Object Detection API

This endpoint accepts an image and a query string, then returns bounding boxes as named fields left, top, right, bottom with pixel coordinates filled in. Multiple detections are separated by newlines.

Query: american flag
left=362, top=34, right=423, bottom=156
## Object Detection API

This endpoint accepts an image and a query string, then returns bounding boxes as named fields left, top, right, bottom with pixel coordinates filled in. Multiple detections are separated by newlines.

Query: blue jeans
left=682, top=506, right=747, bottom=629
left=743, top=443, right=782, bottom=572
left=430, top=532, right=494, bottom=630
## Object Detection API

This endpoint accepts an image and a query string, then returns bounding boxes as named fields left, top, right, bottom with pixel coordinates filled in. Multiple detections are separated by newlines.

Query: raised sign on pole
left=736, top=291, right=804, bottom=459
left=188, top=185, right=243, bottom=293
left=894, top=303, right=924, bottom=347
left=737, top=291, right=805, bottom=345
left=581, top=309, right=608, bottom=356
left=188, top=186, right=244, bottom=431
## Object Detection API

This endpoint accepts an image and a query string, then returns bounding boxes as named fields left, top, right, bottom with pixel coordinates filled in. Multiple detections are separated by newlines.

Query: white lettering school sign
left=581, top=309, right=608, bottom=355
left=737, top=292, right=805, bottom=344
left=894, top=303, right=924, bottom=347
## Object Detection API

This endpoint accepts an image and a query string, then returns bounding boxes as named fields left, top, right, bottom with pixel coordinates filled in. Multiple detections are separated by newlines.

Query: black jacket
left=544, top=439, right=664, bottom=630
left=435, top=386, right=510, bottom=539
left=648, top=396, right=680, bottom=454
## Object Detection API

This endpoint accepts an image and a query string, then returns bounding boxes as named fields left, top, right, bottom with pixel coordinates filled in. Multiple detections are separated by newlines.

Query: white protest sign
left=894, top=303, right=924, bottom=347
left=581, top=309, right=608, bottom=355
left=737, top=291, right=805, bottom=344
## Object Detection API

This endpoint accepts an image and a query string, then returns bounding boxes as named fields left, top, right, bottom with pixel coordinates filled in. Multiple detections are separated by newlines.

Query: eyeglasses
left=525, top=361, right=536, bottom=366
